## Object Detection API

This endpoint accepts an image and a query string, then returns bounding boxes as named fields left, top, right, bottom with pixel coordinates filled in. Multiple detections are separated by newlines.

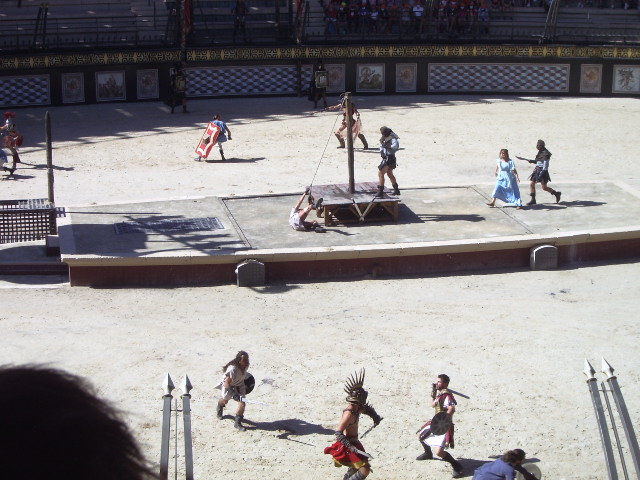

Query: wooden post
left=179, top=0, right=186, bottom=61
left=344, top=92, right=355, bottom=194
left=45, top=111, right=54, bottom=204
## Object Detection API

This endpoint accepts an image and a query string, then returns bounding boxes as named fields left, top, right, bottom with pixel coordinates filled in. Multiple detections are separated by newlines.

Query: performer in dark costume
left=232, top=0, right=248, bottom=43
left=308, top=60, right=328, bottom=109
left=1, top=112, right=23, bottom=177
left=325, top=369, right=382, bottom=480
left=377, top=126, right=400, bottom=197
left=168, top=66, right=188, bottom=114
left=517, top=139, right=561, bottom=206
left=416, top=374, right=463, bottom=476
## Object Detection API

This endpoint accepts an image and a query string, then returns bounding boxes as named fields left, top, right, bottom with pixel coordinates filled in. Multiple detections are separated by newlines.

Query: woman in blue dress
left=486, top=148, right=522, bottom=208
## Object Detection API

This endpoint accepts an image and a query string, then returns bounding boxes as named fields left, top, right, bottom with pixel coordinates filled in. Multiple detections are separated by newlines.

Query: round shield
left=244, top=372, right=255, bottom=395
left=515, top=463, right=541, bottom=480
left=429, top=411, right=453, bottom=436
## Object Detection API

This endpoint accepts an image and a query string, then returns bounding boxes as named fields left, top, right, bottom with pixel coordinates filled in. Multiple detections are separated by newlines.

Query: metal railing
left=1, top=2, right=639, bottom=52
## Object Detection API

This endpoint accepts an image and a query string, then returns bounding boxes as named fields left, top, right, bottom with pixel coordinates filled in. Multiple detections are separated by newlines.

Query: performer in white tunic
left=416, top=374, right=463, bottom=476
left=215, top=350, right=250, bottom=431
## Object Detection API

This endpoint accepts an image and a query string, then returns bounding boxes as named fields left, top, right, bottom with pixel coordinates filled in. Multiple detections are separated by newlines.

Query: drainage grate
left=114, top=217, right=224, bottom=235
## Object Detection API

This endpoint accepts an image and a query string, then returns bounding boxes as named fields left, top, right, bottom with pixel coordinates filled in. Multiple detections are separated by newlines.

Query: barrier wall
left=1, top=44, right=640, bottom=107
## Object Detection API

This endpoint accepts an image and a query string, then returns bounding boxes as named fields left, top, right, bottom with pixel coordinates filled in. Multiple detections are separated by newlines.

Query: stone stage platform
left=53, top=181, right=640, bottom=286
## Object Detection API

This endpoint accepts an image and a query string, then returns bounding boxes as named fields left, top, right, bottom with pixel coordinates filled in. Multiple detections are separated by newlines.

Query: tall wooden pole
left=179, top=0, right=187, bottom=62
left=344, top=92, right=355, bottom=194
left=45, top=111, right=54, bottom=204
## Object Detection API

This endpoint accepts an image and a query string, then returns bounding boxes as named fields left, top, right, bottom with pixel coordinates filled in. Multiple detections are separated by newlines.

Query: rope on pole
left=307, top=106, right=342, bottom=189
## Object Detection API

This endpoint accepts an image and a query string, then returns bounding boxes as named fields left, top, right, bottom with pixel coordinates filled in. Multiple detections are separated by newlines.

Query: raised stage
left=55, top=181, right=640, bottom=286
left=310, top=182, right=399, bottom=226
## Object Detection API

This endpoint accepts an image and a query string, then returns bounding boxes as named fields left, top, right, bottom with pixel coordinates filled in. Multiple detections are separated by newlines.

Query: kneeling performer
left=324, top=369, right=382, bottom=480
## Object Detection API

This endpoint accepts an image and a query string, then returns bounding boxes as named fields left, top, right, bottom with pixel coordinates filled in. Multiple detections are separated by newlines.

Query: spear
left=584, top=359, right=618, bottom=480
left=160, top=374, right=175, bottom=480
left=602, top=358, right=640, bottom=478
left=180, top=375, right=194, bottom=480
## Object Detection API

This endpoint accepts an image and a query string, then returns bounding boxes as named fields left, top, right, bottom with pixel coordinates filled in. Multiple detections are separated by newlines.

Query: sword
left=239, top=396, right=269, bottom=406
left=353, top=447, right=373, bottom=460
left=516, top=156, right=535, bottom=163
left=360, top=423, right=377, bottom=439
left=448, top=388, right=470, bottom=400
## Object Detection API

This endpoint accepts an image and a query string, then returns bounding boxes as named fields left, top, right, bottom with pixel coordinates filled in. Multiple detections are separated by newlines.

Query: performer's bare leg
left=9, top=147, right=20, bottom=165
left=386, top=169, right=397, bottom=186
left=541, top=181, right=561, bottom=203
left=378, top=167, right=387, bottom=188
left=528, top=181, right=537, bottom=205
left=298, top=204, right=314, bottom=222
left=434, top=446, right=462, bottom=473
left=216, top=142, right=226, bottom=160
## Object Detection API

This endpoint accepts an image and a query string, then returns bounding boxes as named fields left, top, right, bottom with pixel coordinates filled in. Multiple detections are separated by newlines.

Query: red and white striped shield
left=195, top=122, right=221, bottom=159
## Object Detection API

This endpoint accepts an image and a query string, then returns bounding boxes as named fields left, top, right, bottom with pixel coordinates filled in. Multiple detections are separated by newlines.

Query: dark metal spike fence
left=584, top=358, right=640, bottom=480
left=160, top=374, right=195, bottom=480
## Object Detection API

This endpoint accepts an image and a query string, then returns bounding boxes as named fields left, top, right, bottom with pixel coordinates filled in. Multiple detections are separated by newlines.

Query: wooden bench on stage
left=310, top=182, right=400, bottom=226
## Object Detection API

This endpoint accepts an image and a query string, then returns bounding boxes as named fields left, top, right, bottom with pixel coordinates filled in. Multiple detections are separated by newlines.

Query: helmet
left=344, top=368, right=368, bottom=405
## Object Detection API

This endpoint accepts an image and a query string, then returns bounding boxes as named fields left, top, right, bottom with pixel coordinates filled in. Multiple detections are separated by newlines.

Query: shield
left=315, top=70, right=328, bottom=88
left=516, top=464, right=541, bottom=480
left=195, top=122, right=221, bottom=159
left=244, top=372, right=255, bottom=395
left=429, top=411, right=453, bottom=436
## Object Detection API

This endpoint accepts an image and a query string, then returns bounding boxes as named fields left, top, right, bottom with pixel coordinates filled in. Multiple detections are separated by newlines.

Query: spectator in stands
left=337, top=1, right=349, bottom=34
left=358, top=0, right=371, bottom=34
left=232, top=0, right=248, bottom=42
left=369, top=4, right=380, bottom=31
left=459, top=0, right=471, bottom=32
left=0, top=365, right=155, bottom=480
left=401, top=2, right=413, bottom=34
left=348, top=0, right=359, bottom=32
left=412, top=0, right=425, bottom=33
left=378, top=2, right=391, bottom=32
left=478, top=0, right=490, bottom=32
left=389, top=1, right=401, bottom=32
left=438, top=0, right=449, bottom=32
left=325, top=1, right=338, bottom=34
left=448, top=0, right=459, bottom=32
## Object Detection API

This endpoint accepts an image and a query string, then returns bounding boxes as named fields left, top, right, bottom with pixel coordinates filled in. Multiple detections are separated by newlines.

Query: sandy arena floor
left=1, top=95, right=639, bottom=480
